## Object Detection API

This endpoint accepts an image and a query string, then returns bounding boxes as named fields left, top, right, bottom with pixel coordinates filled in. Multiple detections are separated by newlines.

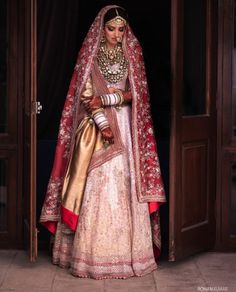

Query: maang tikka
left=105, top=8, right=127, bottom=26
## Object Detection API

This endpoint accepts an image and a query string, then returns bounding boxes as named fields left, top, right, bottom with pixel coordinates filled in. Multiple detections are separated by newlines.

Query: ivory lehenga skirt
left=52, top=104, right=158, bottom=279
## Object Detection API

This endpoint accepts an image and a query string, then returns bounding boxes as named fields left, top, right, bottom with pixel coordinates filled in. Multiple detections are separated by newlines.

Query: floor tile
left=104, top=287, right=156, bottom=292
left=153, top=259, right=206, bottom=288
left=0, top=251, right=17, bottom=288
left=0, top=251, right=17, bottom=267
left=194, top=252, right=236, bottom=290
left=52, top=279, right=104, bottom=292
left=0, top=289, right=50, bottom=292
left=105, top=272, right=155, bottom=288
left=0, top=251, right=56, bottom=291
left=156, top=285, right=198, bottom=292
left=0, top=251, right=235, bottom=292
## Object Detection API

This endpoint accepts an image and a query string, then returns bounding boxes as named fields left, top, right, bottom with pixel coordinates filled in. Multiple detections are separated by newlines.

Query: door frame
left=22, top=0, right=38, bottom=261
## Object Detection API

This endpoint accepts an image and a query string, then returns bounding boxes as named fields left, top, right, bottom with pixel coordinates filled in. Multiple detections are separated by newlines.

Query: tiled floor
left=0, top=250, right=235, bottom=291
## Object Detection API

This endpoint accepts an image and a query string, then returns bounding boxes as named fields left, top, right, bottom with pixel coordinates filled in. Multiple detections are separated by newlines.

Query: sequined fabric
left=52, top=76, right=157, bottom=279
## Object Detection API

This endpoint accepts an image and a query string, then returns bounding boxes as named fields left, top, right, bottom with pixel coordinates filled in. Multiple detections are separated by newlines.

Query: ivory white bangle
left=100, top=92, right=123, bottom=106
left=92, top=109, right=109, bottom=130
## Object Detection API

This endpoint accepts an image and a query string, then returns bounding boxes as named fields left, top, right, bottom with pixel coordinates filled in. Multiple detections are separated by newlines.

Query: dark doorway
left=36, top=0, right=171, bottom=256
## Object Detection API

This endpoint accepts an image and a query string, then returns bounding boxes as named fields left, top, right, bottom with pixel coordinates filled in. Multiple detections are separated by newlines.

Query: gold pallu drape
left=61, top=117, right=103, bottom=216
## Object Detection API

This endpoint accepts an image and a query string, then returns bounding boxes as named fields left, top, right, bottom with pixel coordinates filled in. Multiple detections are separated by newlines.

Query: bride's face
left=103, top=22, right=125, bottom=49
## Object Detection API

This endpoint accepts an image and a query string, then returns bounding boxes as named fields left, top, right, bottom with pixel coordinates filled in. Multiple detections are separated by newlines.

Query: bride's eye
left=107, top=26, right=114, bottom=31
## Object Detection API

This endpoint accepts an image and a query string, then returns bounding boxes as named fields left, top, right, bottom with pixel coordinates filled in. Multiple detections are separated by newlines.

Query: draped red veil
left=40, top=5, right=166, bottom=256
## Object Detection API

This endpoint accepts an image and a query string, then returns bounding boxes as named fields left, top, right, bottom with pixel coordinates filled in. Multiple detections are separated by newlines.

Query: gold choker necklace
left=97, top=43, right=128, bottom=84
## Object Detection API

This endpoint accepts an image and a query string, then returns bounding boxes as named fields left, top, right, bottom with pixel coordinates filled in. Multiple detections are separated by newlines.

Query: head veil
left=40, top=5, right=166, bottom=239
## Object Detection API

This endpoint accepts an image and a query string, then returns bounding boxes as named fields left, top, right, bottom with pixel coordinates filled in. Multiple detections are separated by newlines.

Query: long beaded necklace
left=97, top=42, right=128, bottom=84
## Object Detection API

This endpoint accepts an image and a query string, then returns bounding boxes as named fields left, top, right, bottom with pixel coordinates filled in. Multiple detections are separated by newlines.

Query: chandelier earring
left=101, top=33, right=106, bottom=43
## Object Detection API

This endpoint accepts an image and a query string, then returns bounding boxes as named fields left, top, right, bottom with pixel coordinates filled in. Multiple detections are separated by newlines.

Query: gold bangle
left=100, top=95, right=106, bottom=107
left=116, top=90, right=124, bottom=105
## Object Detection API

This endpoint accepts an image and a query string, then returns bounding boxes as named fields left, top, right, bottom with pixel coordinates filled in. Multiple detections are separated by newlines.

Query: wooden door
left=23, top=0, right=38, bottom=261
left=0, top=0, right=23, bottom=248
left=217, top=0, right=236, bottom=251
left=169, top=0, right=217, bottom=260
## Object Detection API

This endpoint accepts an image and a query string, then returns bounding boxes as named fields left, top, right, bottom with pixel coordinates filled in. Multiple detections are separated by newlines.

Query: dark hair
left=104, top=7, right=128, bottom=25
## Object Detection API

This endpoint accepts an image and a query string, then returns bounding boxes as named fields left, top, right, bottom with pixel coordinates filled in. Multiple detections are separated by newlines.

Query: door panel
left=23, top=0, right=38, bottom=261
left=181, top=141, right=208, bottom=229
left=0, top=151, right=18, bottom=247
left=0, top=0, right=22, bottom=248
left=169, top=0, right=217, bottom=260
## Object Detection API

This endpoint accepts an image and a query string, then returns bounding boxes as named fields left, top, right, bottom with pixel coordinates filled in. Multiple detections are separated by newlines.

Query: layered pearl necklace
left=97, top=42, right=128, bottom=84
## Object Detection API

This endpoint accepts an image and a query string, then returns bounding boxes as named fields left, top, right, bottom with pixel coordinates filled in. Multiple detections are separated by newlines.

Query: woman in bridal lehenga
left=40, top=5, right=166, bottom=279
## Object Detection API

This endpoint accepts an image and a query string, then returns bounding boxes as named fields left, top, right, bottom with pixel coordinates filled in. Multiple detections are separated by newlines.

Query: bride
left=40, top=5, right=166, bottom=279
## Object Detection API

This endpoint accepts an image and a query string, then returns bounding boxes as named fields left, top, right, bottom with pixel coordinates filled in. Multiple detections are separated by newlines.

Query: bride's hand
left=84, top=96, right=102, bottom=113
left=108, top=87, right=117, bottom=94
left=101, top=127, right=114, bottom=145
left=122, top=90, right=132, bottom=103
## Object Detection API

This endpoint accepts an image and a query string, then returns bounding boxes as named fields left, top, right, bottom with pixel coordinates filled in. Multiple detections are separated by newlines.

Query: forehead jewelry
left=105, top=8, right=127, bottom=26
